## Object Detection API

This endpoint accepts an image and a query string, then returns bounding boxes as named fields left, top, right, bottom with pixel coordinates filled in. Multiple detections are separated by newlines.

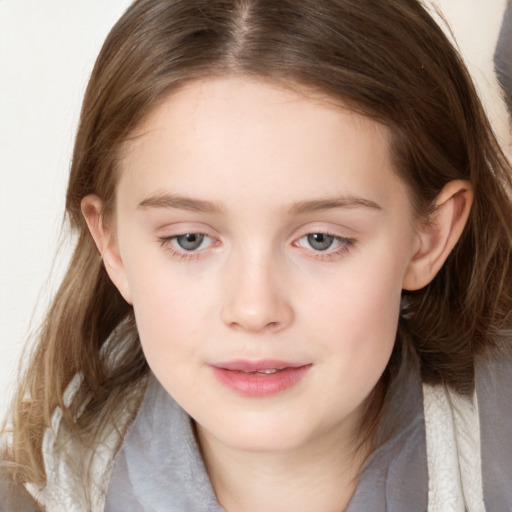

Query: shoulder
left=476, top=343, right=512, bottom=420
left=0, top=468, right=41, bottom=512
left=104, top=375, right=223, bottom=511
left=25, top=375, right=145, bottom=511
left=443, top=345, right=512, bottom=509
left=420, top=346, right=512, bottom=510
left=476, top=345, right=512, bottom=507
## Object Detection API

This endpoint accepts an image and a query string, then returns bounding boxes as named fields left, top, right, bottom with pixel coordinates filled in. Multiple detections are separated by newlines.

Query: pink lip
left=210, top=360, right=312, bottom=397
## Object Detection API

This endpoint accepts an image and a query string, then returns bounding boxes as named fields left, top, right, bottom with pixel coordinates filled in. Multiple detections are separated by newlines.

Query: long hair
left=4, top=0, right=512, bottom=489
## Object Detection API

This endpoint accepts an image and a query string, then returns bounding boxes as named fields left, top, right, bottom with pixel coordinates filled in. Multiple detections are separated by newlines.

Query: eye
left=297, top=233, right=344, bottom=252
left=304, top=233, right=335, bottom=251
left=159, top=232, right=215, bottom=257
left=294, top=232, right=356, bottom=259
left=174, top=233, right=208, bottom=251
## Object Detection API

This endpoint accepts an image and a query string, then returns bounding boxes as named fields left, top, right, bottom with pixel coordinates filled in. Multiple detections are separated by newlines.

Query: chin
left=199, top=414, right=319, bottom=454
left=221, top=434, right=307, bottom=454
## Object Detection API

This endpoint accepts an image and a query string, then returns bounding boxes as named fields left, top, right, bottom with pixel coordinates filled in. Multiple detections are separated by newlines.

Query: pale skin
left=82, top=77, right=473, bottom=512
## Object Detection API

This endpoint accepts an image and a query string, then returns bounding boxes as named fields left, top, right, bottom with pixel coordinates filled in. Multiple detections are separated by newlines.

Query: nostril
left=219, top=281, right=295, bottom=333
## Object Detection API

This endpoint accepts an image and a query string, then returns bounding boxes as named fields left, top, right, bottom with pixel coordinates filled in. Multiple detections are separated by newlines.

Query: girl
left=2, top=0, right=512, bottom=510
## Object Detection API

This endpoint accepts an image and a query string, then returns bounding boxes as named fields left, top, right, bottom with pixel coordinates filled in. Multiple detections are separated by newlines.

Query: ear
left=402, top=180, right=473, bottom=291
left=81, top=195, right=133, bottom=304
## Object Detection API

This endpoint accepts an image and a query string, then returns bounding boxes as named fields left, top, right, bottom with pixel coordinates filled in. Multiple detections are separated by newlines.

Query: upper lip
left=212, top=360, right=309, bottom=371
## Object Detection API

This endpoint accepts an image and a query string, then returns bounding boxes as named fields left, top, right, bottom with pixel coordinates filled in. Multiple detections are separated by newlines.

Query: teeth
left=239, top=368, right=280, bottom=375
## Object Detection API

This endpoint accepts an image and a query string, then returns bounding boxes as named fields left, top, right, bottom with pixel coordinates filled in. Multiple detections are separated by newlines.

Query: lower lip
left=211, top=365, right=312, bottom=397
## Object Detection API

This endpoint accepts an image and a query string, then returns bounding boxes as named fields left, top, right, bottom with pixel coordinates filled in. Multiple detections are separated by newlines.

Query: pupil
left=308, top=233, right=334, bottom=251
left=176, top=233, right=204, bottom=251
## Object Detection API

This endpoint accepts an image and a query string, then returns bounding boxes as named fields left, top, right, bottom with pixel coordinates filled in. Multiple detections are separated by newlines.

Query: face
left=103, top=77, right=422, bottom=454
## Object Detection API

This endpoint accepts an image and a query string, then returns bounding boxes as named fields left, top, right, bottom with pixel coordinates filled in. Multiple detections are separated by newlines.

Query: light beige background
left=0, top=0, right=510, bottom=417
left=0, top=0, right=133, bottom=416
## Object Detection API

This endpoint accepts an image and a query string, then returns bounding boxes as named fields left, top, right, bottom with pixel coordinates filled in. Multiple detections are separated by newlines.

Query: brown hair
left=4, top=0, right=512, bottom=491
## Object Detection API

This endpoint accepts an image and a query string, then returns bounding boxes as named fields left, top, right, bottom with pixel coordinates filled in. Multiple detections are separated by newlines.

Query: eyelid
left=156, top=223, right=356, bottom=262
left=156, top=224, right=220, bottom=260
left=292, top=228, right=357, bottom=261
left=172, top=232, right=212, bottom=250
left=294, top=233, right=355, bottom=249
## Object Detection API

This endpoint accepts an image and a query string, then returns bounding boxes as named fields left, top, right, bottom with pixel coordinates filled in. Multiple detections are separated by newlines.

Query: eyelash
left=158, top=232, right=356, bottom=261
left=293, top=233, right=356, bottom=261
left=158, top=233, right=213, bottom=261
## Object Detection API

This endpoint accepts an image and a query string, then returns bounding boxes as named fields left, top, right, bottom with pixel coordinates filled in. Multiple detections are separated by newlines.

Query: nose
left=220, top=250, right=294, bottom=333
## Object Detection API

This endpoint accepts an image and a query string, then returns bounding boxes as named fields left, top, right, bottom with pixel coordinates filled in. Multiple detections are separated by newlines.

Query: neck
left=196, top=423, right=370, bottom=512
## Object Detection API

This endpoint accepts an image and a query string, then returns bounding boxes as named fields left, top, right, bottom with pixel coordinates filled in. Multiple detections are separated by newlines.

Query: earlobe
left=81, top=195, right=133, bottom=304
left=402, top=180, right=473, bottom=291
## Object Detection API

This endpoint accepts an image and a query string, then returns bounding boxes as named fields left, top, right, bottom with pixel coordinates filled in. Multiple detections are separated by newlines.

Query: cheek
left=123, top=262, right=186, bottom=343
left=125, top=258, right=219, bottom=370
left=316, top=284, right=401, bottom=418
left=306, top=252, right=405, bottom=386
left=326, top=288, right=400, bottom=377
left=308, top=254, right=404, bottom=336
left=132, top=282, right=199, bottom=342
left=130, top=282, right=207, bottom=399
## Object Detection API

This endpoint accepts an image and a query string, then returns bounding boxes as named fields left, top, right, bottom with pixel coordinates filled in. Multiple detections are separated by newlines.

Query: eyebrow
left=287, top=196, right=382, bottom=215
left=138, top=193, right=225, bottom=214
left=137, top=193, right=382, bottom=215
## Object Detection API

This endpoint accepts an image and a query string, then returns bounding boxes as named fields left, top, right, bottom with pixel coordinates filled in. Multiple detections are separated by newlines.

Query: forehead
left=117, top=76, right=409, bottom=214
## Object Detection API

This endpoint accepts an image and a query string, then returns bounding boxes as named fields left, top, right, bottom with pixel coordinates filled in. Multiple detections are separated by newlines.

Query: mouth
left=238, top=368, right=281, bottom=375
left=210, top=360, right=312, bottom=397
left=213, top=359, right=307, bottom=372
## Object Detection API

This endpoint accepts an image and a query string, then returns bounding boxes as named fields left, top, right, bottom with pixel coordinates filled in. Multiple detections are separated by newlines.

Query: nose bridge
left=220, top=241, right=293, bottom=332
